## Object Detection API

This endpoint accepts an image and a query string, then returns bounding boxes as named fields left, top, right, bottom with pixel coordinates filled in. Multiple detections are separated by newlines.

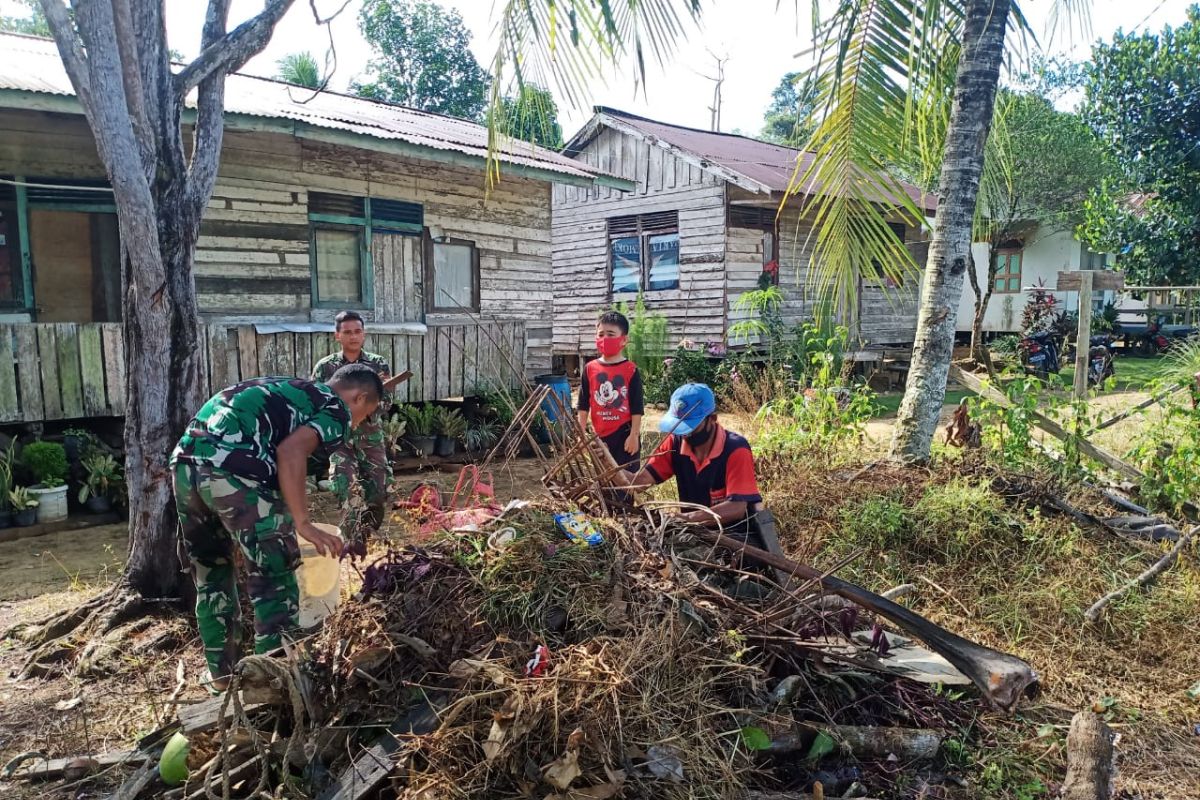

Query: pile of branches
left=169, top=503, right=1008, bottom=800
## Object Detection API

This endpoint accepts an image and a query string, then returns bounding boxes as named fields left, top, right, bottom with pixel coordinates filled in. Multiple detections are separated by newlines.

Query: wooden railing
left=0, top=320, right=527, bottom=424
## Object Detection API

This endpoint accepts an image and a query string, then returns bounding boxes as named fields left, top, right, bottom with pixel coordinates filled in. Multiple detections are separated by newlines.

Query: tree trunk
left=970, top=247, right=998, bottom=363
left=121, top=202, right=206, bottom=599
left=890, top=0, right=1010, bottom=462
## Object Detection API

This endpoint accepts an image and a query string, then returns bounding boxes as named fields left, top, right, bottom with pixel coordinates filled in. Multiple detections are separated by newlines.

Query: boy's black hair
left=328, top=363, right=383, bottom=402
left=334, top=310, right=366, bottom=331
left=597, top=310, right=630, bottom=335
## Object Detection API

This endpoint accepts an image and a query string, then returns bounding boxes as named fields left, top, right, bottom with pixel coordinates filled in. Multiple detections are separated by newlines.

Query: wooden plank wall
left=551, top=125, right=727, bottom=355
left=0, top=321, right=527, bottom=424
left=1, top=110, right=554, bottom=372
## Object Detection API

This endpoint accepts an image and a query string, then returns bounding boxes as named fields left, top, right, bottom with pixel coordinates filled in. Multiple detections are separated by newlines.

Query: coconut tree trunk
left=890, top=0, right=1010, bottom=462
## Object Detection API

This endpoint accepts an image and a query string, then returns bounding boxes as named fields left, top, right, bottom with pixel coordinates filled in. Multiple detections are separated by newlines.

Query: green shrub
left=837, top=496, right=910, bottom=552
left=910, top=479, right=1004, bottom=556
left=647, top=347, right=719, bottom=405
left=22, top=441, right=68, bottom=487
left=613, top=293, right=669, bottom=385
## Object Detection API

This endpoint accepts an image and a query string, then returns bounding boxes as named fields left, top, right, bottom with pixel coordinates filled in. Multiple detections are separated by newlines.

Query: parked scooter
left=1018, top=331, right=1062, bottom=380
left=1086, top=335, right=1116, bottom=387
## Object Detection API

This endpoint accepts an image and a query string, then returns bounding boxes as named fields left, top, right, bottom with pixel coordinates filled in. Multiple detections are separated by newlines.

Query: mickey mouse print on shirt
left=579, top=358, right=643, bottom=438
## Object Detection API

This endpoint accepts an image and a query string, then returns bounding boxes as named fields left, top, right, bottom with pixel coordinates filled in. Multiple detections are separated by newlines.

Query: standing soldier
left=312, top=311, right=392, bottom=546
left=170, top=365, right=382, bottom=690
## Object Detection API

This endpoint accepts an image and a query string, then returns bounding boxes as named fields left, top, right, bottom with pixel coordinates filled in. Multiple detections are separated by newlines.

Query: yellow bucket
left=296, top=523, right=342, bottom=628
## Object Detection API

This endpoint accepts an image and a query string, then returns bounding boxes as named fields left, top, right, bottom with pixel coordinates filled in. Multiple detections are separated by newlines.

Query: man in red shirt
left=610, top=383, right=762, bottom=530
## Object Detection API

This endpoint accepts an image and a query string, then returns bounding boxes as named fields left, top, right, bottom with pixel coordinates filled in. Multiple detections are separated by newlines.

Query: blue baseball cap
left=659, top=383, right=717, bottom=436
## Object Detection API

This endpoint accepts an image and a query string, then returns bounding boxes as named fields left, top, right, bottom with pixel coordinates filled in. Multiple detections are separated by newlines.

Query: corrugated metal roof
left=578, top=107, right=936, bottom=211
left=0, top=32, right=614, bottom=185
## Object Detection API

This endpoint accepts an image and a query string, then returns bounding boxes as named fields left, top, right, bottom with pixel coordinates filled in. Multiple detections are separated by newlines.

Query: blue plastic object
left=535, top=374, right=572, bottom=425
left=554, top=511, right=604, bottom=547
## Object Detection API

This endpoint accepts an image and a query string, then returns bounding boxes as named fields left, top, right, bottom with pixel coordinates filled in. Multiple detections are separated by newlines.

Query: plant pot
left=29, top=484, right=69, bottom=523
left=0, top=510, right=11, bottom=529
left=434, top=436, right=456, bottom=458
left=409, top=436, right=436, bottom=457
left=85, top=495, right=112, bottom=514
left=14, top=508, right=36, bottom=527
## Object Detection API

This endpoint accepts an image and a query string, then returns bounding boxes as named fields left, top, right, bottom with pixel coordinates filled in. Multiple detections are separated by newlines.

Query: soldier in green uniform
left=170, top=365, right=382, bottom=690
left=312, top=311, right=393, bottom=544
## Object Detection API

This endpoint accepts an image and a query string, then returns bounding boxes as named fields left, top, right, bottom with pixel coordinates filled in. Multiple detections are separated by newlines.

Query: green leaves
left=739, top=726, right=772, bottom=751
left=353, top=0, right=491, bottom=120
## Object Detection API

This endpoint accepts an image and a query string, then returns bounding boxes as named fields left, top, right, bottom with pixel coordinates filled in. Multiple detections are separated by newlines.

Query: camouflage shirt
left=312, top=350, right=391, bottom=421
left=171, top=377, right=351, bottom=487
left=311, top=350, right=391, bottom=383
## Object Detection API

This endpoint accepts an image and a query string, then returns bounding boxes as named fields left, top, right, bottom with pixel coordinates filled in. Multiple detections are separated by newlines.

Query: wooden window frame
left=309, top=223, right=371, bottom=310
left=606, top=212, right=680, bottom=297
left=307, top=193, right=423, bottom=311
left=424, top=234, right=481, bottom=314
left=992, top=248, right=1024, bottom=294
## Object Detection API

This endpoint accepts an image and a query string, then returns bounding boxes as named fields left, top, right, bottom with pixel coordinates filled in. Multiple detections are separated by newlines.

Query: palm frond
left=485, top=0, right=701, bottom=183
left=787, top=0, right=966, bottom=315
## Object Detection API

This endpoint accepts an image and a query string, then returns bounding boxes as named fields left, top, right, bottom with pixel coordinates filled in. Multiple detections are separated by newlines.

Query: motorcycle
left=1018, top=331, right=1062, bottom=380
left=1086, top=335, right=1116, bottom=387
left=1136, top=318, right=1173, bottom=356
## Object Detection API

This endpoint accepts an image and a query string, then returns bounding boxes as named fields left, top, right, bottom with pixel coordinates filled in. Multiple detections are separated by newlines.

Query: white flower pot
left=30, top=484, right=69, bottom=523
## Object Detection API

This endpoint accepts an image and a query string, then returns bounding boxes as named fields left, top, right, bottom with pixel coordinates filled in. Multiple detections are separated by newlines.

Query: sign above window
left=607, top=211, right=680, bottom=294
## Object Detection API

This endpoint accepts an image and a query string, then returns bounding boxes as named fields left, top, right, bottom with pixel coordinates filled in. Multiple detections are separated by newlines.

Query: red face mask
left=595, top=335, right=627, bottom=358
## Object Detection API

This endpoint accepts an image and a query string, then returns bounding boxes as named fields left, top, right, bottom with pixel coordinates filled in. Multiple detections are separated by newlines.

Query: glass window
left=431, top=240, right=477, bottom=311
left=647, top=233, right=679, bottom=290
left=313, top=227, right=363, bottom=305
left=994, top=251, right=1022, bottom=293
left=611, top=236, right=641, bottom=293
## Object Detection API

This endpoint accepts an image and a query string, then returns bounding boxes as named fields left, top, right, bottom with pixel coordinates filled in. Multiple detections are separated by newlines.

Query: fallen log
left=1059, top=711, right=1114, bottom=800
left=766, top=724, right=942, bottom=761
left=1084, top=525, right=1198, bottom=624
left=690, top=528, right=1038, bottom=712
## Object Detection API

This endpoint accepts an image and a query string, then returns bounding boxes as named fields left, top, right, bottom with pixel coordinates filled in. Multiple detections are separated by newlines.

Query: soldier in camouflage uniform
left=170, top=366, right=382, bottom=688
left=312, top=311, right=393, bottom=543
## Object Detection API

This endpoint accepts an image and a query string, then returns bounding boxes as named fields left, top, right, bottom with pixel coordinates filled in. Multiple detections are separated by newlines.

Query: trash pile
left=45, top=495, right=1039, bottom=800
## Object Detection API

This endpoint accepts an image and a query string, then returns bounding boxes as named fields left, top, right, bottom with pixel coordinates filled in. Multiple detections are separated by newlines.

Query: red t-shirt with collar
left=644, top=425, right=762, bottom=509
left=578, top=358, right=645, bottom=438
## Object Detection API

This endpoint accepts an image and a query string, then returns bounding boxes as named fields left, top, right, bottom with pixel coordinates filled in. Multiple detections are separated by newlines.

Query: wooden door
left=372, top=232, right=423, bottom=323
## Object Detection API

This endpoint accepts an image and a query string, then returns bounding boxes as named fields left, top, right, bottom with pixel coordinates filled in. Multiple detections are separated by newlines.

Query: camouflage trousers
left=172, top=462, right=300, bottom=679
left=328, top=420, right=389, bottom=539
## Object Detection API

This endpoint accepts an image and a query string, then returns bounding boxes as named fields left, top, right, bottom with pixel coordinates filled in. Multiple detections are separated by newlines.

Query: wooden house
left=0, top=32, right=628, bottom=425
left=551, top=108, right=935, bottom=368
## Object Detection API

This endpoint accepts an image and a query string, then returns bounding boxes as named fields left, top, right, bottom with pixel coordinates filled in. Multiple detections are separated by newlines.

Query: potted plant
left=400, top=404, right=437, bottom=457
left=9, top=487, right=39, bottom=527
left=78, top=453, right=122, bottom=513
left=0, top=440, right=15, bottom=529
left=434, top=407, right=467, bottom=457
left=62, top=427, right=92, bottom=462
left=464, top=422, right=500, bottom=456
left=380, top=413, right=407, bottom=461
left=22, top=440, right=70, bottom=523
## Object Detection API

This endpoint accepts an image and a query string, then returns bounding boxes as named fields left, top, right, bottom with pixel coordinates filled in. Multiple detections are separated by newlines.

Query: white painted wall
left=955, top=225, right=1113, bottom=334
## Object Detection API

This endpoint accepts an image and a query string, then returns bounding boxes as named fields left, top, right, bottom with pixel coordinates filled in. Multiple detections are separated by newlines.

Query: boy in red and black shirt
left=577, top=311, right=644, bottom=473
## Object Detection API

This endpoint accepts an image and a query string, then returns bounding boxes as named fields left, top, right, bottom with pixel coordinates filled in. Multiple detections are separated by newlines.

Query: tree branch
left=174, top=0, right=297, bottom=97
left=37, top=0, right=91, bottom=102
left=186, top=0, right=234, bottom=220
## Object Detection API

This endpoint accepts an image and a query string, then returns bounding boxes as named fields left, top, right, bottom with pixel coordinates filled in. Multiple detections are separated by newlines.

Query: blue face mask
left=684, top=419, right=713, bottom=447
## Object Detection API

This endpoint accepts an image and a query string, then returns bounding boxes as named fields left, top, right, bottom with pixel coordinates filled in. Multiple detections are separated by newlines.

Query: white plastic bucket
left=296, top=523, right=342, bottom=628
left=30, top=484, right=69, bottom=523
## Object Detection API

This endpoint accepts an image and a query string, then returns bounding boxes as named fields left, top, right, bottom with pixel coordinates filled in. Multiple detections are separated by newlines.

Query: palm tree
left=487, top=0, right=1072, bottom=463
left=276, top=51, right=321, bottom=88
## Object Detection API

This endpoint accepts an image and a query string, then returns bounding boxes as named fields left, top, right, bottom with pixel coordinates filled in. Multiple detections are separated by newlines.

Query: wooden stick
left=949, top=365, right=1144, bottom=481
left=1083, top=525, right=1198, bottom=624
left=1086, top=384, right=1183, bottom=435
